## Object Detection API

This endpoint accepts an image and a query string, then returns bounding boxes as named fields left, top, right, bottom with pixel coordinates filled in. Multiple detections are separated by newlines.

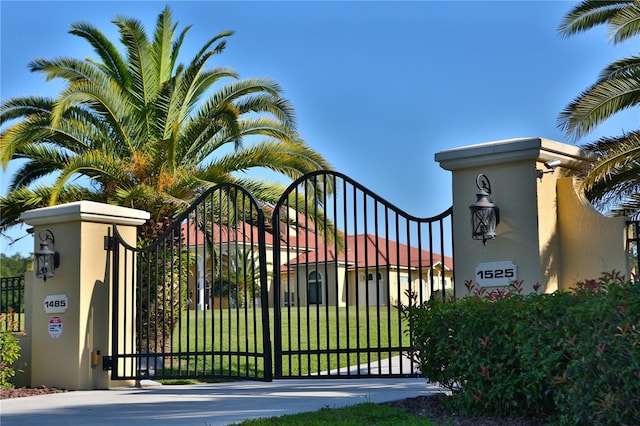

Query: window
left=284, top=291, right=296, bottom=306
left=308, top=271, right=323, bottom=304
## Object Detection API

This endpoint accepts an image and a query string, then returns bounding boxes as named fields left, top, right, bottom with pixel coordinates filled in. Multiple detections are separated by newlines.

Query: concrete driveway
left=1, top=377, right=445, bottom=425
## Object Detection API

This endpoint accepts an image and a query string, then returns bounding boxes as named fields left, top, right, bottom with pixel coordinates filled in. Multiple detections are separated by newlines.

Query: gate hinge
left=104, top=236, right=114, bottom=251
left=102, top=355, right=113, bottom=371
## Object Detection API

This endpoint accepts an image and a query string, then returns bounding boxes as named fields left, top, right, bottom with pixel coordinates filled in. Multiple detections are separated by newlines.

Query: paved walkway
left=1, top=377, right=445, bottom=425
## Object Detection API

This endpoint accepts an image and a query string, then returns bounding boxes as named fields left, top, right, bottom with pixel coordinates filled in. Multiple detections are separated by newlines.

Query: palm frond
left=214, top=139, right=332, bottom=179
left=558, top=0, right=634, bottom=39
left=609, top=2, right=640, bottom=43
left=8, top=144, right=73, bottom=189
left=47, top=149, right=133, bottom=203
left=557, top=72, right=640, bottom=140
left=0, top=185, right=95, bottom=230
left=69, top=21, right=130, bottom=87
left=151, top=6, right=177, bottom=84
left=28, top=56, right=102, bottom=84
left=0, top=96, right=54, bottom=127
left=113, top=14, right=158, bottom=107
left=580, top=131, right=640, bottom=209
left=233, top=94, right=297, bottom=131
left=53, top=79, right=140, bottom=152
left=598, top=55, right=640, bottom=80
left=617, top=192, right=640, bottom=218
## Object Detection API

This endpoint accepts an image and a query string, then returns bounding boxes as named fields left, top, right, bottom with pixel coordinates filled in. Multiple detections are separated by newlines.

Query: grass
left=168, top=306, right=409, bottom=378
left=227, top=402, right=436, bottom=425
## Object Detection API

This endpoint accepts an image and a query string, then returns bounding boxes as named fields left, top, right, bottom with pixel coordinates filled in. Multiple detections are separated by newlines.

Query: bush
left=554, top=273, right=640, bottom=425
left=0, top=311, right=26, bottom=388
left=405, top=272, right=640, bottom=424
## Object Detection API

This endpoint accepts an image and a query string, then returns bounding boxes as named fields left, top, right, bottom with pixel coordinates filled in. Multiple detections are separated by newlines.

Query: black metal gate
left=107, top=183, right=273, bottom=381
left=0, top=276, right=25, bottom=332
left=107, top=172, right=453, bottom=381
left=271, top=171, right=453, bottom=378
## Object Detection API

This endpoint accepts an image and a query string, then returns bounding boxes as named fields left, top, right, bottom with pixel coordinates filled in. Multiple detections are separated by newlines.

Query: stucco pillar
left=20, top=201, right=149, bottom=390
left=435, top=137, right=628, bottom=295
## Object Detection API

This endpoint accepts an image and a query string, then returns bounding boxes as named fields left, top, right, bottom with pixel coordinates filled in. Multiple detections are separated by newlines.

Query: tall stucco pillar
left=20, top=201, right=150, bottom=390
left=435, top=137, right=628, bottom=295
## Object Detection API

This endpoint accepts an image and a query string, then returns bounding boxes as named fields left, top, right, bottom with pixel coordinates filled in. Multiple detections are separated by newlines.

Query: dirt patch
left=0, top=386, right=69, bottom=399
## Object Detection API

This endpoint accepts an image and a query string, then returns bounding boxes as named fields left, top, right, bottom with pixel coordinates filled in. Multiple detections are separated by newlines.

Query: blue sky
left=1, top=1, right=638, bottom=257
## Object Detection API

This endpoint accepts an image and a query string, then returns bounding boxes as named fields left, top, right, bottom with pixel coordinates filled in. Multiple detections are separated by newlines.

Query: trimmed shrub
left=0, top=311, right=26, bottom=388
left=554, top=273, right=640, bottom=425
left=405, top=272, right=640, bottom=424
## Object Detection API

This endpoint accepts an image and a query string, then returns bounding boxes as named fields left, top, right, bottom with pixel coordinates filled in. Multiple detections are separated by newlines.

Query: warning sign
left=48, top=316, right=63, bottom=339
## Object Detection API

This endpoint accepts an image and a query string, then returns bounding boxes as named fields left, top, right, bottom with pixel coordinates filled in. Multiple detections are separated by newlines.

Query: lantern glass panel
left=35, top=243, right=56, bottom=279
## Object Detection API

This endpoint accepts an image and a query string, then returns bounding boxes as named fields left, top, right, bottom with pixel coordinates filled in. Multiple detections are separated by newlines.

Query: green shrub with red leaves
left=404, top=271, right=640, bottom=424
left=0, top=311, right=25, bottom=388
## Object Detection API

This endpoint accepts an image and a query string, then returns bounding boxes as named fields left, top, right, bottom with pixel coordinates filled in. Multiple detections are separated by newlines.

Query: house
left=181, top=219, right=453, bottom=309
left=280, top=233, right=453, bottom=308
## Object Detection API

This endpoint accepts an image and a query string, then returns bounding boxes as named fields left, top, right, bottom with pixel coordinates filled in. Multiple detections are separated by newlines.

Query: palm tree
left=0, top=6, right=332, bottom=239
left=557, top=0, right=640, bottom=215
left=216, top=248, right=266, bottom=308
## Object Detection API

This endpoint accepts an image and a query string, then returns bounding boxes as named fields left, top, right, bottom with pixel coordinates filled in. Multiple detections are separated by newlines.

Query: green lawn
left=169, top=306, right=409, bottom=378
left=228, top=402, right=437, bottom=426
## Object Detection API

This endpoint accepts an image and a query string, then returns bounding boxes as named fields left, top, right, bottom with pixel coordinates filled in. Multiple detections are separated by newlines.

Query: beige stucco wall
left=285, top=265, right=453, bottom=308
left=557, top=178, right=628, bottom=288
left=436, top=137, right=628, bottom=296
left=20, top=201, right=149, bottom=390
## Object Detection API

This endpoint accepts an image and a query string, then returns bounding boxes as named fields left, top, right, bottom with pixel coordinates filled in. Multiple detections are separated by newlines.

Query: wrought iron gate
left=107, top=172, right=453, bottom=381
left=107, top=183, right=273, bottom=381
left=271, top=171, right=453, bottom=378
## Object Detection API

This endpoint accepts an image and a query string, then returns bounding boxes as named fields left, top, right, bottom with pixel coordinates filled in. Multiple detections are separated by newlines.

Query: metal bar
left=363, top=190, right=370, bottom=373
left=331, top=174, right=340, bottom=375
left=373, top=197, right=381, bottom=375
left=257, top=194, right=272, bottom=381
left=384, top=206, right=392, bottom=374
left=342, top=178, right=351, bottom=377
left=439, top=216, right=447, bottom=298
left=394, top=212, right=403, bottom=374
left=323, top=174, right=331, bottom=375
left=109, top=227, right=120, bottom=379
left=352, top=182, right=360, bottom=373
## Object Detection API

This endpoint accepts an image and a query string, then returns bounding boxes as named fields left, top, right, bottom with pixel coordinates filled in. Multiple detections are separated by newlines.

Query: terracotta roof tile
left=285, top=233, right=452, bottom=270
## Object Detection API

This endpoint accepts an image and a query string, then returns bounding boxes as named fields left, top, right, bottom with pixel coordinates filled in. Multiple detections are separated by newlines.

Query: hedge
left=404, top=272, right=640, bottom=424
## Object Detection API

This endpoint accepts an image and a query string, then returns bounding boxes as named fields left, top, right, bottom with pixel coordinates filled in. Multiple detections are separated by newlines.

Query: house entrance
left=357, top=273, right=385, bottom=307
left=106, top=171, right=453, bottom=382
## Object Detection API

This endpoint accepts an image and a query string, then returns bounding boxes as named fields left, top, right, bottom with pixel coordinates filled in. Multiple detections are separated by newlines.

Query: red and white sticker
left=48, top=316, right=63, bottom=339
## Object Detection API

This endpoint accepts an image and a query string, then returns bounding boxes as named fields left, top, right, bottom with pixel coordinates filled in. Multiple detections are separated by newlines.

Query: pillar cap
left=20, top=200, right=150, bottom=227
left=435, top=137, right=595, bottom=171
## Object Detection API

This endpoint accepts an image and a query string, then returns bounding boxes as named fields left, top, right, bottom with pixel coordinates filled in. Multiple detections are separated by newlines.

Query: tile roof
left=180, top=221, right=274, bottom=246
left=284, top=233, right=453, bottom=270
left=180, top=221, right=452, bottom=271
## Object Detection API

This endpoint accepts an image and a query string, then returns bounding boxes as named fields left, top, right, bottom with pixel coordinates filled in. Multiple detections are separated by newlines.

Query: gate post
left=20, top=201, right=149, bottom=390
left=436, top=137, right=628, bottom=295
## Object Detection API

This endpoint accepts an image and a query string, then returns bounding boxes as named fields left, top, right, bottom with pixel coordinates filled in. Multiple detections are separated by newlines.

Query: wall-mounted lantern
left=35, top=229, right=60, bottom=281
left=469, top=174, right=500, bottom=245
